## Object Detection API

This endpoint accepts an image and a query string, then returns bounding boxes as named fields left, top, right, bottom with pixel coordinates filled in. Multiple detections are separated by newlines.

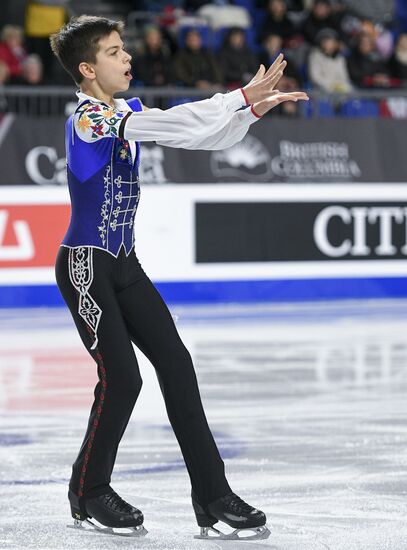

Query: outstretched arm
left=121, top=88, right=251, bottom=146
left=122, top=55, right=290, bottom=147
left=74, top=87, right=250, bottom=144
left=156, top=105, right=259, bottom=150
left=74, top=55, right=308, bottom=149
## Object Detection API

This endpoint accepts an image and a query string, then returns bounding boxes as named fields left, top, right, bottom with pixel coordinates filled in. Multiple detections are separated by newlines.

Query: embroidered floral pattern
left=115, top=138, right=132, bottom=165
left=77, top=115, right=91, bottom=132
left=68, top=247, right=102, bottom=350
left=76, top=102, right=125, bottom=141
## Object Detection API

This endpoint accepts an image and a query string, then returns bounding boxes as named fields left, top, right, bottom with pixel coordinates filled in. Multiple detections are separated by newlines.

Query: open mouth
left=124, top=69, right=132, bottom=79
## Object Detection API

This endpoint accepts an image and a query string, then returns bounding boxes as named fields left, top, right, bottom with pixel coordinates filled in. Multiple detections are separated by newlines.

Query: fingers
left=265, top=53, right=284, bottom=78
left=279, top=92, right=309, bottom=101
left=271, top=92, right=309, bottom=106
left=264, top=61, right=287, bottom=85
left=262, top=61, right=286, bottom=87
left=251, top=64, right=266, bottom=83
left=266, top=69, right=284, bottom=90
left=257, top=64, right=266, bottom=80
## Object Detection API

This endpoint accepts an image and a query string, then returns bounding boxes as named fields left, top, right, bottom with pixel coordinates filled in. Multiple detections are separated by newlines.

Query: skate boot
left=67, top=488, right=147, bottom=537
left=192, top=490, right=271, bottom=540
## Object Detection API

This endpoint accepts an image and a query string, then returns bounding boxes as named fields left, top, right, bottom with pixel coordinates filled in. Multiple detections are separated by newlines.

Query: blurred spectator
left=172, top=29, right=223, bottom=89
left=0, top=60, right=10, bottom=85
left=260, top=0, right=300, bottom=45
left=302, top=0, right=339, bottom=44
left=260, top=33, right=303, bottom=116
left=330, top=0, right=362, bottom=45
left=0, top=60, right=8, bottom=113
left=135, top=25, right=172, bottom=86
left=285, top=0, right=307, bottom=11
left=24, top=0, right=67, bottom=79
left=388, top=32, right=407, bottom=86
left=260, top=33, right=302, bottom=81
left=359, top=19, right=394, bottom=59
left=308, top=28, right=353, bottom=92
left=0, top=25, right=27, bottom=79
left=219, top=28, right=258, bottom=88
left=347, top=32, right=394, bottom=88
left=23, top=54, right=44, bottom=85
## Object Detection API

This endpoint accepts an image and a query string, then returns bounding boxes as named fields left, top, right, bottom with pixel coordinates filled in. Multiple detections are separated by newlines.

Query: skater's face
left=79, top=31, right=133, bottom=94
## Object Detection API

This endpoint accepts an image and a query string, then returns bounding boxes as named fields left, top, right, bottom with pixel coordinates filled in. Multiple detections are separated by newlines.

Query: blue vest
left=62, top=97, right=142, bottom=257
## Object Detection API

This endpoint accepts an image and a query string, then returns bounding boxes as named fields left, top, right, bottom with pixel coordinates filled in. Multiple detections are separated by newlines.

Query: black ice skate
left=192, top=490, right=271, bottom=540
left=67, top=488, right=147, bottom=537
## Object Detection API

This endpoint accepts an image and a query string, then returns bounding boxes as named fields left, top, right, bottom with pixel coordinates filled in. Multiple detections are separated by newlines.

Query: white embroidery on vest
left=98, top=165, right=111, bottom=247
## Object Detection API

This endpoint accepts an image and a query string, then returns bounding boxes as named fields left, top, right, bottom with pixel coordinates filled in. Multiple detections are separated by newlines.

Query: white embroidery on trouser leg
left=68, top=247, right=102, bottom=350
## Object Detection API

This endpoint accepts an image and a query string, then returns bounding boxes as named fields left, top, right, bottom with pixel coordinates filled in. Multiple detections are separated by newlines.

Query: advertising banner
left=1, top=114, right=406, bottom=185
left=196, top=202, right=407, bottom=263
left=1, top=185, right=407, bottom=307
left=0, top=204, right=69, bottom=267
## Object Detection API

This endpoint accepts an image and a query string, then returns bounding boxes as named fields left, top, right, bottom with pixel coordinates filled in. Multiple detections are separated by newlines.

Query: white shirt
left=74, top=88, right=260, bottom=151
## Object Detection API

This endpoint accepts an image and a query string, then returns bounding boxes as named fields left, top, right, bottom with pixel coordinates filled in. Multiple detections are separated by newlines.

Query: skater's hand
left=242, top=55, right=287, bottom=105
left=252, top=90, right=309, bottom=117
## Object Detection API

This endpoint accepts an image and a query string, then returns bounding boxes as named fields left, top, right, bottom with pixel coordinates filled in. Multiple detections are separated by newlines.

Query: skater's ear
left=78, top=61, right=97, bottom=81
left=142, top=105, right=150, bottom=111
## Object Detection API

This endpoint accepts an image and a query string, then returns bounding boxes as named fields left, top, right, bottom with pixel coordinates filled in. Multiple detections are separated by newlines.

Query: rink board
left=0, top=184, right=407, bottom=306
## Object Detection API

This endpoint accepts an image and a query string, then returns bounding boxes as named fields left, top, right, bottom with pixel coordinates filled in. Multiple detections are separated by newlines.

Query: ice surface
left=0, top=301, right=406, bottom=549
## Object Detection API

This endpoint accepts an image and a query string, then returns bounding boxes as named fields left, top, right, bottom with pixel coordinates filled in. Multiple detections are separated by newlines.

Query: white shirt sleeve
left=122, top=88, right=258, bottom=150
left=156, top=106, right=260, bottom=150
left=73, top=89, right=259, bottom=150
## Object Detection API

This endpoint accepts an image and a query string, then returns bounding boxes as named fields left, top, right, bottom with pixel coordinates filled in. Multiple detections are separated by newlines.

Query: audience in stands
left=9, top=53, right=45, bottom=86
left=3, top=0, right=407, bottom=117
left=139, top=0, right=183, bottom=11
left=359, top=19, right=394, bottom=59
left=172, top=28, right=222, bottom=90
left=388, top=32, right=407, bottom=86
left=347, top=32, right=393, bottom=88
left=0, top=60, right=10, bottom=85
left=308, top=28, right=353, bottom=92
left=259, top=0, right=299, bottom=45
left=134, top=25, right=172, bottom=87
left=260, top=32, right=303, bottom=115
left=302, top=0, right=339, bottom=44
left=260, top=33, right=302, bottom=83
left=0, top=25, right=27, bottom=79
left=219, top=27, right=258, bottom=88
left=328, top=0, right=361, bottom=45
left=197, top=4, right=251, bottom=30
left=342, top=0, right=394, bottom=24
left=24, top=0, right=67, bottom=80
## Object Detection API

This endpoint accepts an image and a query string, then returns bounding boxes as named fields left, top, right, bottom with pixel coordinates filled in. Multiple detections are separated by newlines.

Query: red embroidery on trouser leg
left=78, top=324, right=107, bottom=498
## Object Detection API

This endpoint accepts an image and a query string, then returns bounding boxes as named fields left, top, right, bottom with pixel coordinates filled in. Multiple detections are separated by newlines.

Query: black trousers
left=55, top=244, right=231, bottom=505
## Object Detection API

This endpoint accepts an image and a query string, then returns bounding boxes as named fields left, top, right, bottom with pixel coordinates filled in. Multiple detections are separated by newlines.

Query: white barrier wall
left=0, top=184, right=407, bottom=305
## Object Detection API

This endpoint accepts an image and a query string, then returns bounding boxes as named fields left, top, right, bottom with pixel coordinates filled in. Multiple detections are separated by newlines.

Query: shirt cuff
left=250, top=105, right=263, bottom=119
left=223, top=88, right=249, bottom=112
left=238, top=106, right=262, bottom=124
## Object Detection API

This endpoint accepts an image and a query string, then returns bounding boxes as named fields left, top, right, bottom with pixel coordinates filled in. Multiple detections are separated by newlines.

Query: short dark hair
left=50, top=15, right=124, bottom=85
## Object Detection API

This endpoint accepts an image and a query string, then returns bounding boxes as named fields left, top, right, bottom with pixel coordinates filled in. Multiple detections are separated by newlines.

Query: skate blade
left=67, top=518, right=148, bottom=538
left=194, top=524, right=271, bottom=541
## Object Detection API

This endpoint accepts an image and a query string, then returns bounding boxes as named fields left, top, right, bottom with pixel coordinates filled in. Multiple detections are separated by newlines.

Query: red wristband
left=250, top=105, right=262, bottom=119
left=240, top=87, right=250, bottom=106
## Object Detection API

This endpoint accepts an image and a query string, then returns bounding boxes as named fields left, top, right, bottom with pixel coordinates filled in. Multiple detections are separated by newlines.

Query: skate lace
left=222, top=493, right=253, bottom=515
left=102, top=490, right=135, bottom=514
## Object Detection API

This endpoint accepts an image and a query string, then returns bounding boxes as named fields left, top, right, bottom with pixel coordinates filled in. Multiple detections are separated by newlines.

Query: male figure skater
left=50, top=15, right=308, bottom=540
